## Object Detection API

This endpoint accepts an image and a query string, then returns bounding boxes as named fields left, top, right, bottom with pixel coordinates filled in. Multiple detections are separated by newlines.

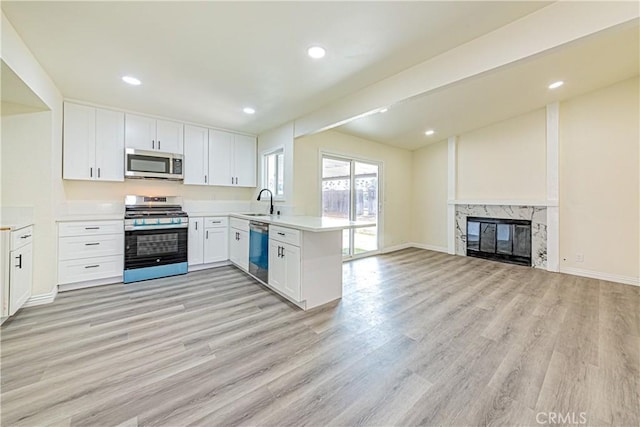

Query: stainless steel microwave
left=125, top=149, right=183, bottom=180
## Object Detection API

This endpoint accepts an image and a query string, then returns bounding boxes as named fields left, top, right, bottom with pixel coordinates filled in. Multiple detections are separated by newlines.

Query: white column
left=447, top=136, right=457, bottom=255
left=546, top=102, right=560, bottom=272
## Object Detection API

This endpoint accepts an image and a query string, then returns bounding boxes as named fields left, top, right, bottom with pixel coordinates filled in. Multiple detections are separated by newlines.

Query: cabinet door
left=268, top=240, right=285, bottom=293
left=188, top=218, right=204, bottom=266
left=281, top=243, right=301, bottom=301
left=63, top=103, right=96, bottom=180
left=10, top=244, right=32, bottom=316
left=229, top=228, right=249, bottom=271
left=156, top=119, right=184, bottom=154
left=95, top=109, right=124, bottom=182
left=233, top=134, right=257, bottom=187
left=125, top=114, right=156, bottom=150
left=184, top=125, right=209, bottom=185
left=204, top=227, right=229, bottom=264
left=209, top=130, right=234, bottom=186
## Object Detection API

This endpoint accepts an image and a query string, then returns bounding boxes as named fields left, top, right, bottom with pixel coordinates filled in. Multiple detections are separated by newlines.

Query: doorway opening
left=321, top=155, right=380, bottom=257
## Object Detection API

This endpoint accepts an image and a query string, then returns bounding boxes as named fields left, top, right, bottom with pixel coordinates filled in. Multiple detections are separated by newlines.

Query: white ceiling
left=337, top=20, right=640, bottom=150
left=1, top=1, right=550, bottom=134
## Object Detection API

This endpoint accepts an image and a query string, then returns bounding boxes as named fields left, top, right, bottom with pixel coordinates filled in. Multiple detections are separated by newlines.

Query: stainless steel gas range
left=123, top=195, right=189, bottom=283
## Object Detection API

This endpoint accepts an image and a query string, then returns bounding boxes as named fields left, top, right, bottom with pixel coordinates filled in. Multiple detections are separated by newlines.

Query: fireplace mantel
left=448, top=199, right=557, bottom=207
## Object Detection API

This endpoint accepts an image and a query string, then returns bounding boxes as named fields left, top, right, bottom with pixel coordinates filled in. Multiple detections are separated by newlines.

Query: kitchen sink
left=240, top=213, right=270, bottom=217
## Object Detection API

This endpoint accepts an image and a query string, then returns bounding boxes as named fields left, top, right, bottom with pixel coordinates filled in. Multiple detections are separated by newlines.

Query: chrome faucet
left=257, top=189, right=274, bottom=215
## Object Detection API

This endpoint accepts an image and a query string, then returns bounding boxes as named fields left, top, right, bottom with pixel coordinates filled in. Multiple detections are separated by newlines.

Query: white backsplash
left=1, top=206, right=35, bottom=226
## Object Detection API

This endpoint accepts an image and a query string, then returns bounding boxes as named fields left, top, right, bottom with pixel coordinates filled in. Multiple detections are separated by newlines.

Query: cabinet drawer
left=58, top=255, right=123, bottom=285
left=230, top=218, right=249, bottom=232
left=59, top=220, right=123, bottom=237
left=59, top=233, right=124, bottom=261
left=11, top=226, right=34, bottom=251
left=270, top=225, right=300, bottom=247
left=205, top=217, right=228, bottom=228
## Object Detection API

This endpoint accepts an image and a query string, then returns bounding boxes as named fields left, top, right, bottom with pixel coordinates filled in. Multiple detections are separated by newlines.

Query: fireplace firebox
left=466, top=216, right=532, bottom=266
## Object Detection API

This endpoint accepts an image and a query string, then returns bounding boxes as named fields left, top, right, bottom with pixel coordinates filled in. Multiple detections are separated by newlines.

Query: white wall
left=256, top=121, right=295, bottom=213
left=1, top=13, right=63, bottom=297
left=559, top=77, right=639, bottom=282
left=1, top=112, right=57, bottom=296
left=294, top=130, right=413, bottom=249
left=411, top=140, right=448, bottom=250
left=456, top=108, right=546, bottom=201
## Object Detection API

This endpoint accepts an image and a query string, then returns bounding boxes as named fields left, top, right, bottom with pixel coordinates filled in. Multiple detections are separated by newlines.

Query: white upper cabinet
left=125, top=114, right=183, bottom=154
left=234, top=134, right=257, bottom=187
left=64, top=103, right=96, bottom=180
left=209, top=130, right=234, bottom=186
left=209, top=130, right=256, bottom=187
left=184, top=125, right=209, bottom=185
left=95, top=109, right=125, bottom=181
left=63, top=102, right=124, bottom=182
left=156, top=120, right=184, bottom=154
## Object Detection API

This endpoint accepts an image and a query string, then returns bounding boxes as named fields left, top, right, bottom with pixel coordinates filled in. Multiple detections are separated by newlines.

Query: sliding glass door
left=321, top=155, right=379, bottom=257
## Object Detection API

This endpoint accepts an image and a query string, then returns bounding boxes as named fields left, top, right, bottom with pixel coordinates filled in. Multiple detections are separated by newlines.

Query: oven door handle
left=125, top=224, right=188, bottom=231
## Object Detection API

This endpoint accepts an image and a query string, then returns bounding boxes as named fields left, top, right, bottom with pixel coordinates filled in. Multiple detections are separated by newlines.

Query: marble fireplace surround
left=455, top=204, right=547, bottom=268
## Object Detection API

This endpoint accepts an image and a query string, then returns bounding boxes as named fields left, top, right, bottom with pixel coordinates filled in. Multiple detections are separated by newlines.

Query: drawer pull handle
left=20, top=234, right=32, bottom=239
left=277, top=232, right=285, bottom=236
left=15, top=254, right=22, bottom=269
left=210, top=221, right=221, bottom=224
left=84, top=265, right=100, bottom=269
left=85, top=242, right=100, bottom=246
left=85, top=227, right=100, bottom=230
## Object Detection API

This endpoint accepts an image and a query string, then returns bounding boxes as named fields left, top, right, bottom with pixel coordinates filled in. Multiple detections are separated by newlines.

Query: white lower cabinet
left=204, top=227, right=228, bottom=264
left=58, top=221, right=123, bottom=288
left=1, top=225, right=34, bottom=318
left=188, top=217, right=229, bottom=268
left=229, top=219, right=249, bottom=271
left=268, top=238, right=301, bottom=302
left=188, top=218, right=204, bottom=266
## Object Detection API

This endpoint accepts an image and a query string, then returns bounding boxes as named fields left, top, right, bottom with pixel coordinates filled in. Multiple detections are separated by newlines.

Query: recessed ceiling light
left=122, top=75, right=141, bottom=86
left=380, top=108, right=388, bottom=113
left=425, top=129, right=435, bottom=136
left=548, top=81, right=564, bottom=89
left=243, top=107, right=256, bottom=115
left=307, top=46, right=326, bottom=59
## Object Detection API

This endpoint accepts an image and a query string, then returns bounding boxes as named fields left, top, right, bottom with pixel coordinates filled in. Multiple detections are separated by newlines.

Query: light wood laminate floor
left=1, top=248, right=638, bottom=426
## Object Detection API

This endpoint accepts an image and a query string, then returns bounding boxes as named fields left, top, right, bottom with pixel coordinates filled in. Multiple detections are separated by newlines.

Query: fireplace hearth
left=466, top=216, right=532, bottom=266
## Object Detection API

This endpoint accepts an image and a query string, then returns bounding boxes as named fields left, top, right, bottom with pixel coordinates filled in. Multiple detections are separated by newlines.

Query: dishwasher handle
left=249, top=221, right=269, bottom=233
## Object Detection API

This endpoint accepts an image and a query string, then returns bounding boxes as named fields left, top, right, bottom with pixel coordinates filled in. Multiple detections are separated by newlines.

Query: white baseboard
left=380, top=243, right=449, bottom=254
left=559, top=267, right=639, bottom=287
left=59, top=276, right=122, bottom=292
left=188, top=261, right=231, bottom=272
left=23, top=285, right=58, bottom=307
left=381, top=243, right=413, bottom=253
left=410, top=242, right=449, bottom=253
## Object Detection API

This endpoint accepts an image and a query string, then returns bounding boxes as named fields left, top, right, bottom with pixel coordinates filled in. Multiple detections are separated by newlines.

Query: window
left=263, top=148, right=284, bottom=198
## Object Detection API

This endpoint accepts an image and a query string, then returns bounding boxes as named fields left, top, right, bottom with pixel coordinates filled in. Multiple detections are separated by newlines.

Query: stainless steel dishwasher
left=249, top=221, right=269, bottom=283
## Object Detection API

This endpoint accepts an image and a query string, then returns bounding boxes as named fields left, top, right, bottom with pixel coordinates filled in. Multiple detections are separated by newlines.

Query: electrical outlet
left=576, top=253, right=584, bottom=263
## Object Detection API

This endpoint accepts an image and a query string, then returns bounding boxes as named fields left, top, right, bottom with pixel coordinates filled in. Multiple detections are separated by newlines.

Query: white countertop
left=55, top=212, right=374, bottom=232
left=0, top=223, right=33, bottom=231
left=229, top=213, right=375, bottom=232
left=56, top=214, right=124, bottom=222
